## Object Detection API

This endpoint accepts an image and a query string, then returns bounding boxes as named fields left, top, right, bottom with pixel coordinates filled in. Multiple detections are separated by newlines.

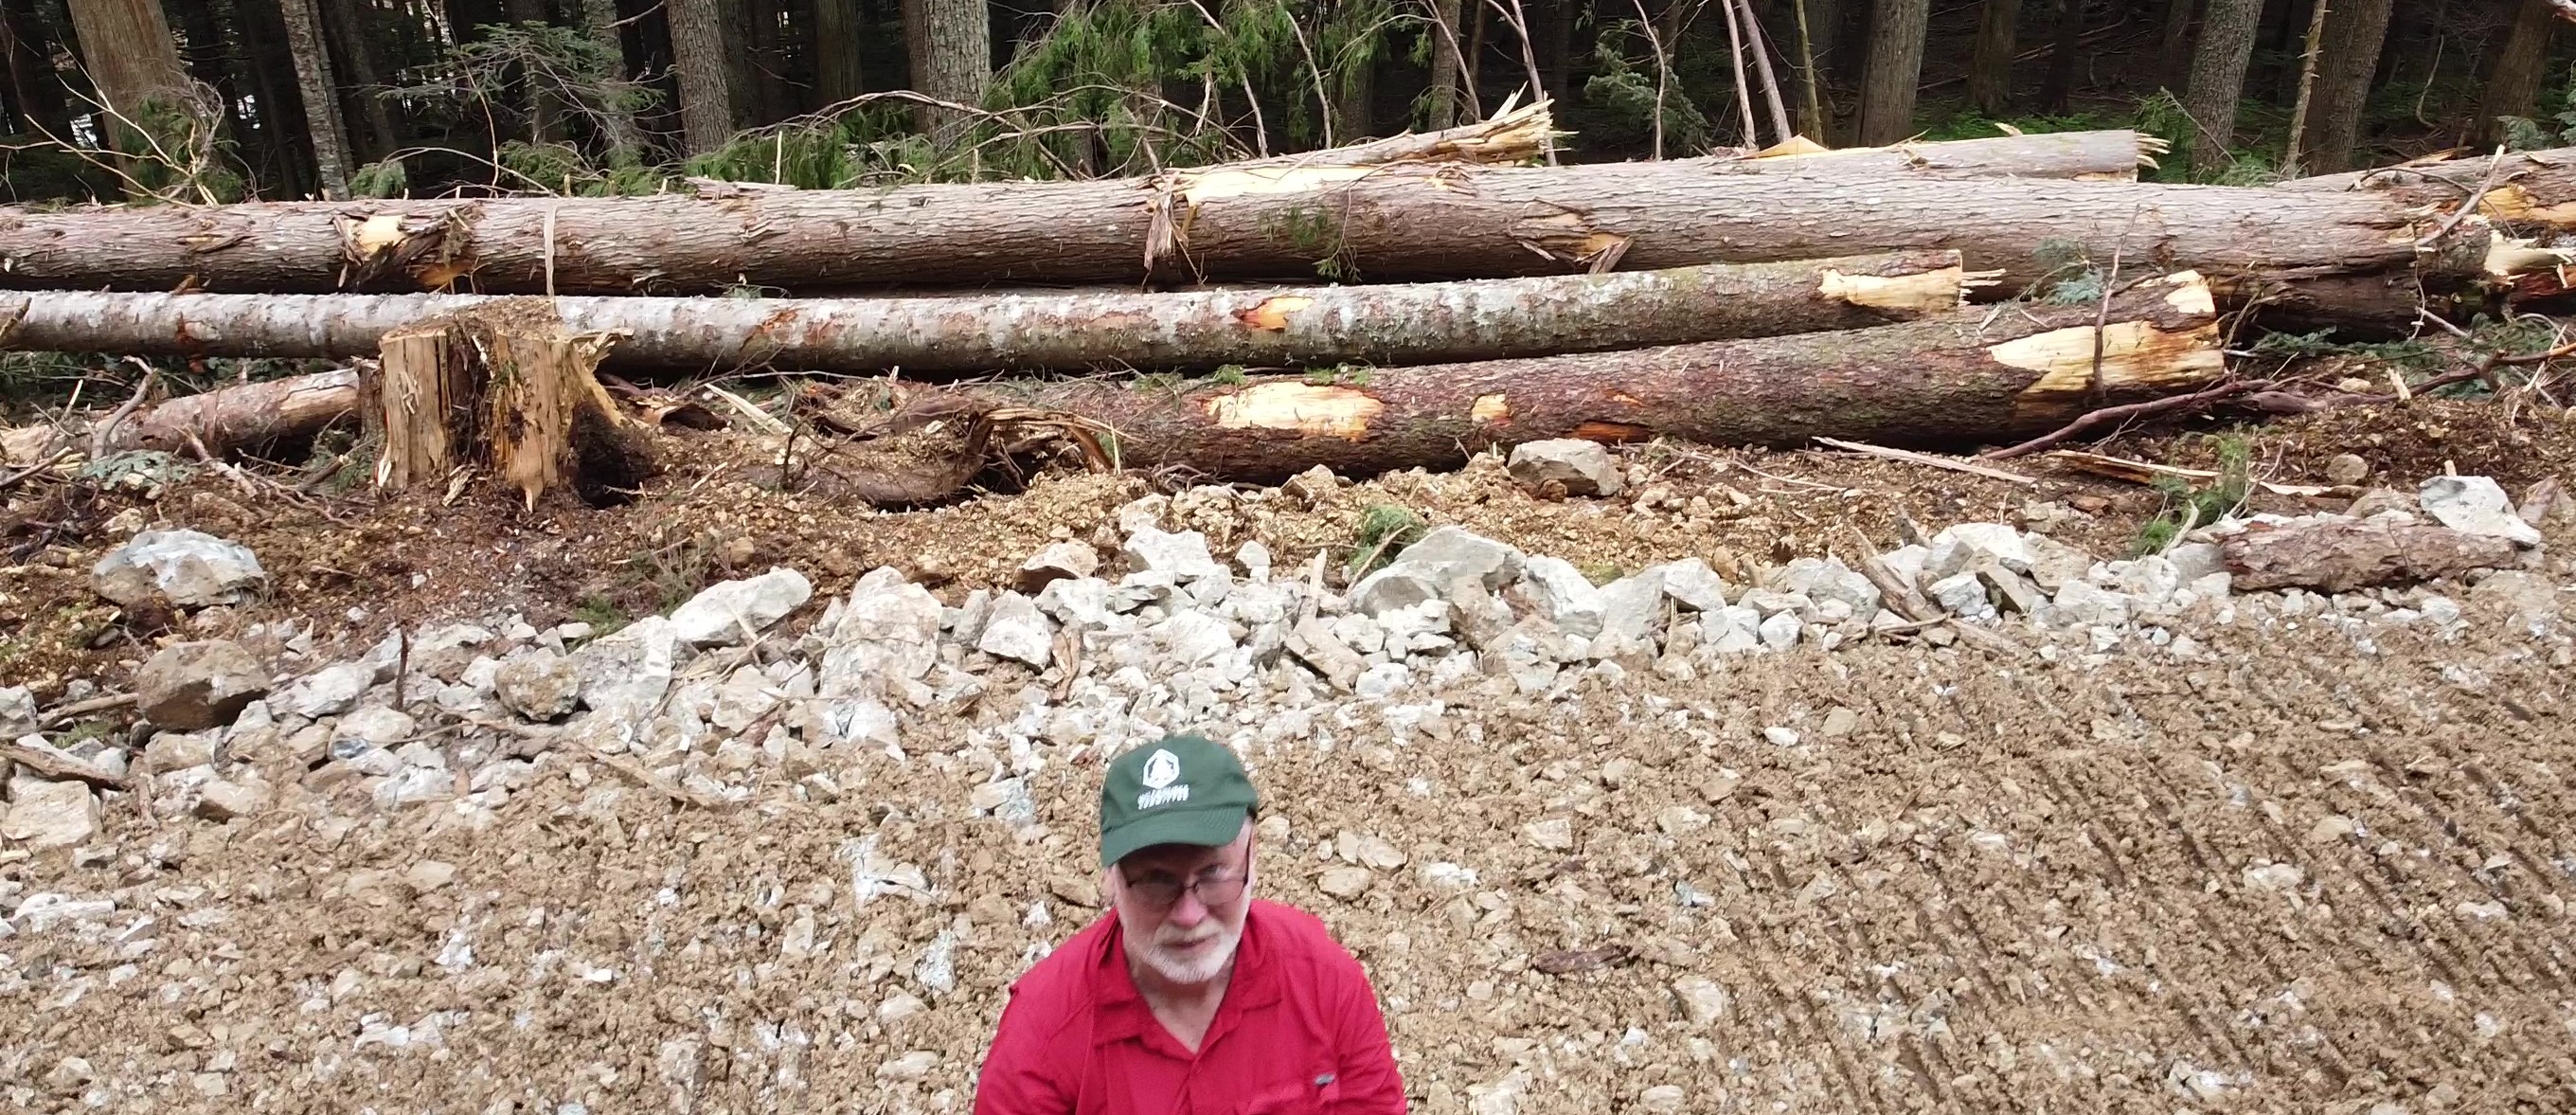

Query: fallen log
left=0, top=131, right=2178, bottom=297
left=2221, top=520, right=2522, bottom=593
left=2282, top=149, right=2576, bottom=314
left=832, top=273, right=2225, bottom=487
left=0, top=252, right=1973, bottom=373
left=365, top=301, right=653, bottom=508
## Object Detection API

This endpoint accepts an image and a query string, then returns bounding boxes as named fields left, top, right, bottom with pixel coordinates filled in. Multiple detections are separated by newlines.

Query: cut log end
left=366, top=300, right=654, bottom=510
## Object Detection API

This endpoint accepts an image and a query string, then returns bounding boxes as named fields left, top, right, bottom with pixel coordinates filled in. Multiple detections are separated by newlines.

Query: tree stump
left=364, top=300, right=653, bottom=509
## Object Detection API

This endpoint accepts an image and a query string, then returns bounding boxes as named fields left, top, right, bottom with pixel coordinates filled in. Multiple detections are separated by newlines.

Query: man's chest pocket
left=1233, top=1070, right=1341, bottom=1115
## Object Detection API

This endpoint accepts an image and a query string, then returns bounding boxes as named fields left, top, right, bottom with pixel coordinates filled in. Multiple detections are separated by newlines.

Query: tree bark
left=323, top=0, right=402, bottom=162
left=117, top=367, right=359, bottom=456
left=2037, top=0, right=2080, bottom=112
left=0, top=252, right=1976, bottom=372
left=1426, top=0, right=1464, bottom=129
left=62, top=0, right=189, bottom=140
left=2299, top=0, right=2391, bottom=174
left=1854, top=0, right=1928, bottom=146
left=0, top=128, right=2226, bottom=297
left=278, top=0, right=352, bottom=199
left=668, top=0, right=742, bottom=154
left=2222, top=520, right=2521, bottom=593
left=1965, top=0, right=2020, bottom=115
left=2179, top=0, right=2262, bottom=173
left=366, top=301, right=653, bottom=509
left=813, top=0, right=865, bottom=106
left=2278, top=0, right=2329, bottom=173
left=2157, top=0, right=2195, bottom=89
left=904, top=0, right=990, bottom=141
left=2473, top=0, right=2559, bottom=148
left=895, top=273, right=2226, bottom=482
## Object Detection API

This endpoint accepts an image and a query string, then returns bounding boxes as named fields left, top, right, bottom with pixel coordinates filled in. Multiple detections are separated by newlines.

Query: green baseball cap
left=1099, top=734, right=1261, bottom=867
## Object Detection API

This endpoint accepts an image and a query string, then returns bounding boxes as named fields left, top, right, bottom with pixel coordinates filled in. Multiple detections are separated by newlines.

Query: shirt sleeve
left=1329, top=965, right=1408, bottom=1114
left=974, top=986, right=1075, bottom=1115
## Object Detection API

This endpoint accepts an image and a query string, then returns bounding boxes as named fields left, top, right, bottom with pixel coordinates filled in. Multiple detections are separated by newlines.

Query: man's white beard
left=1135, top=920, right=1242, bottom=985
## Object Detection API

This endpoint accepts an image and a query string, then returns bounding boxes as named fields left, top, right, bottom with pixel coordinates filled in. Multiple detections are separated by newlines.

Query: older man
left=975, top=733, right=1406, bottom=1113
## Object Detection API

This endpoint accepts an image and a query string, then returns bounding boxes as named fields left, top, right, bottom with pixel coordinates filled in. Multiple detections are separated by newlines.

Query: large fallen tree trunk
left=0, top=131, right=2176, bottom=296
left=0, top=252, right=1972, bottom=372
left=2281, top=149, right=2576, bottom=315
left=825, top=274, right=2226, bottom=487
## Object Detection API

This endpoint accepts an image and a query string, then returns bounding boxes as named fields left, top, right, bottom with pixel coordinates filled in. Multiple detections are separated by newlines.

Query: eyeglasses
left=1119, top=862, right=1249, bottom=911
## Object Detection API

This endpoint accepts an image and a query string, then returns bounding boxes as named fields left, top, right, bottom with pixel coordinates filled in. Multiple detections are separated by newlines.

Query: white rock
left=91, top=529, right=266, bottom=609
left=1525, top=817, right=1575, bottom=852
left=1639, top=1085, right=1688, bottom=1113
left=575, top=616, right=682, bottom=718
left=0, top=686, right=34, bottom=738
left=1317, top=866, right=1376, bottom=899
left=1925, top=572, right=1995, bottom=621
left=1672, top=977, right=1731, bottom=1026
left=1, top=777, right=98, bottom=851
left=494, top=650, right=581, bottom=721
left=1034, top=577, right=1120, bottom=630
left=1756, top=612, right=1802, bottom=650
left=1506, top=440, right=1624, bottom=496
left=1355, top=662, right=1412, bottom=698
left=669, top=567, right=814, bottom=645
left=1925, top=523, right=2034, bottom=580
left=2113, top=556, right=2183, bottom=602
left=1348, top=566, right=1445, bottom=618
left=336, top=707, right=418, bottom=747
left=1122, top=527, right=1227, bottom=583
left=2420, top=476, right=2543, bottom=547
left=2165, top=542, right=2226, bottom=583
left=143, top=730, right=216, bottom=769
left=1594, top=570, right=1671, bottom=643
left=1780, top=558, right=1877, bottom=618
left=976, top=592, right=1058, bottom=668
left=1016, top=542, right=1100, bottom=593
left=1652, top=558, right=1731, bottom=612
left=1236, top=541, right=1273, bottom=582
left=1154, top=610, right=1237, bottom=666
left=2023, top=535, right=2096, bottom=590
left=876, top=1052, right=939, bottom=1081
left=1364, top=527, right=1524, bottom=604
left=1699, top=607, right=1762, bottom=655
left=280, top=661, right=375, bottom=719
left=1516, top=557, right=1607, bottom=638
left=2051, top=581, right=2134, bottom=628
left=194, top=780, right=272, bottom=821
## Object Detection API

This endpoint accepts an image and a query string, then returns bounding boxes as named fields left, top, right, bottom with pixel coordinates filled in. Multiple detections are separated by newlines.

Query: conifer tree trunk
left=1, top=0, right=69, bottom=139
left=2038, top=0, right=2080, bottom=112
left=579, top=0, right=650, bottom=158
left=1426, top=0, right=1464, bottom=129
left=667, top=0, right=742, bottom=153
left=2179, top=0, right=2261, bottom=172
left=1965, top=0, right=2019, bottom=115
left=2471, top=0, right=2557, bottom=148
left=903, top=0, right=991, bottom=141
left=2156, top=0, right=2195, bottom=88
left=1854, top=0, right=1927, bottom=146
left=814, top=0, right=866, bottom=106
left=324, top=0, right=402, bottom=162
left=62, top=0, right=190, bottom=145
left=278, top=0, right=353, bottom=198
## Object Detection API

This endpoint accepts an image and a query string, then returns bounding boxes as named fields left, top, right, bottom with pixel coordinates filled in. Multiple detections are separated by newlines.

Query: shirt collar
left=1091, top=902, right=1283, bottom=1049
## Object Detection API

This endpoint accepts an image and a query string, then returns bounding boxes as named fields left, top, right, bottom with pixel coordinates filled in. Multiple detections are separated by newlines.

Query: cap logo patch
left=1136, top=748, right=1190, bottom=809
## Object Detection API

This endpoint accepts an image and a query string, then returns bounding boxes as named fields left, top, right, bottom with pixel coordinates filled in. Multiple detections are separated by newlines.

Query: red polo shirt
left=973, top=899, right=1406, bottom=1114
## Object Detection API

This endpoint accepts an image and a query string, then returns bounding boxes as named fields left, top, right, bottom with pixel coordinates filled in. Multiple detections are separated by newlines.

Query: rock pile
left=1, top=471, right=2562, bottom=853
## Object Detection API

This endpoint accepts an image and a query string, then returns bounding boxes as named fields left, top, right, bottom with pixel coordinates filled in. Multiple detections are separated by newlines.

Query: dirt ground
left=3, top=398, right=2574, bottom=1112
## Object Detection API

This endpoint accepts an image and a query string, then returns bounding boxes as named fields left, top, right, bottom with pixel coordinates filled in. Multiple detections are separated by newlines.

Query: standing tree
left=578, top=0, right=650, bottom=157
left=2299, top=0, right=2390, bottom=173
left=323, top=0, right=402, bottom=162
left=62, top=0, right=190, bottom=143
left=1854, top=0, right=1927, bottom=146
left=813, top=0, right=865, bottom=107
left=667, top=0, right=743, bottom=153
left=2179, top=0, right=2262, bottom=172
left=903, top=0, right=991, bottom=142
left=278, top=0, right=353, bottom=197
left=2472, top=0, right=2558, bottom=147
left=1424, top=0, right=1466, bottom=129
left=2037, top=0, right=2081, bottom=111
left=1965, top=0, right=2020, bottom=115
left=2157, top=0, right=2195, bottom=88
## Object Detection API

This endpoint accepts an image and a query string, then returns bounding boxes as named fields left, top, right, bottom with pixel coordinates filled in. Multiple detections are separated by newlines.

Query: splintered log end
left=1203, top=383, right=1384, bottom=441
left=367, top=301, right=652, bottom=509
left=2485, top=232, right=2576, bottom=279
left=2468, top=183, right=2576, bottom=229
left=336, top=207, right=476, bottom=290
left=1817, top=265, right=1969, bottom=314
left=1993, top=320, right=2227, bottom=403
